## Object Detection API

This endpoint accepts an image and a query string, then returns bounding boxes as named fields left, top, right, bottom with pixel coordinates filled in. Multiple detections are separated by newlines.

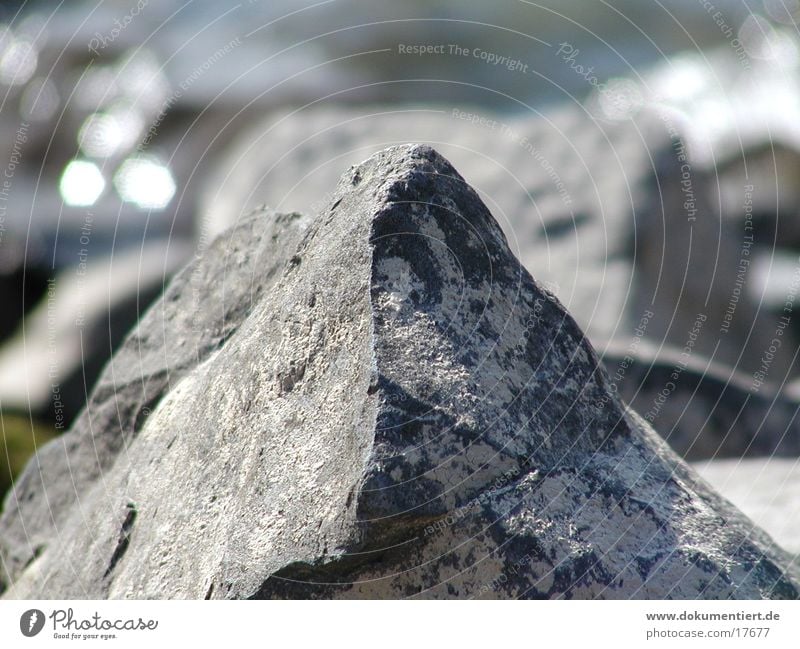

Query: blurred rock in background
left=0, top=240, right=189, bottom=427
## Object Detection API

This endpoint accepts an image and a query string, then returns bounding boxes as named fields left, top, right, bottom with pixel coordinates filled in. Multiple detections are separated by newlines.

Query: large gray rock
left=199, top=105, right=800, bottom=467
left=1, top=145, right=797, bottom=599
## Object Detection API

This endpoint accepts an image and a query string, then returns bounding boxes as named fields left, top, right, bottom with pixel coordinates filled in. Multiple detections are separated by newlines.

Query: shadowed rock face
left=1, top=145, right=798, bottom=599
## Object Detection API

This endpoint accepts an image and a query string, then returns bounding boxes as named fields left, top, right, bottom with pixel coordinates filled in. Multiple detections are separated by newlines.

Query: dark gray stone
left=1, top=145, right=797, bottom=599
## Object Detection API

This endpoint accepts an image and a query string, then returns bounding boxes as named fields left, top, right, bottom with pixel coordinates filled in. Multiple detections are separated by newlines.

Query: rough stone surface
left=1, top=145, right=797, bottom=599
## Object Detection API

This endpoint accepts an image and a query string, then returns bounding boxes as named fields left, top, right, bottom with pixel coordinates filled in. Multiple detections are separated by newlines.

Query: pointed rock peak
left=331, top=143, right=510, bottom=247
left=300, top=144, right=628, bottom=525
left=1, top=145, right=797, bottom=600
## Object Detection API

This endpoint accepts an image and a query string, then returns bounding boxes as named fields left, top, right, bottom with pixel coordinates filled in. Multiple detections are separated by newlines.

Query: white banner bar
left=1, top=600, right=799, bottom=647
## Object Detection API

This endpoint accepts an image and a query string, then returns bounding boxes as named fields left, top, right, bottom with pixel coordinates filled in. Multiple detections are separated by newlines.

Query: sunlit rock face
left=2, top=145, right=797, bottom=600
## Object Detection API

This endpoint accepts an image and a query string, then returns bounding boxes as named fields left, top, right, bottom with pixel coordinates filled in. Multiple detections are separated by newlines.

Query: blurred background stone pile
left=1, top=0, right=800, bottom=564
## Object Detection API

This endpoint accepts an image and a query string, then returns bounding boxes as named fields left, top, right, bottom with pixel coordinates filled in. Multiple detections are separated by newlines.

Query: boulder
left=1, top=145, right=797, bottom=599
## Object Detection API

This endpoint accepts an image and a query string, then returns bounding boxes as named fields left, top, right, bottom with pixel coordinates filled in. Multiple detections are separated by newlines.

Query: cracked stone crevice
left=103, top=504, right=137, bottom=579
